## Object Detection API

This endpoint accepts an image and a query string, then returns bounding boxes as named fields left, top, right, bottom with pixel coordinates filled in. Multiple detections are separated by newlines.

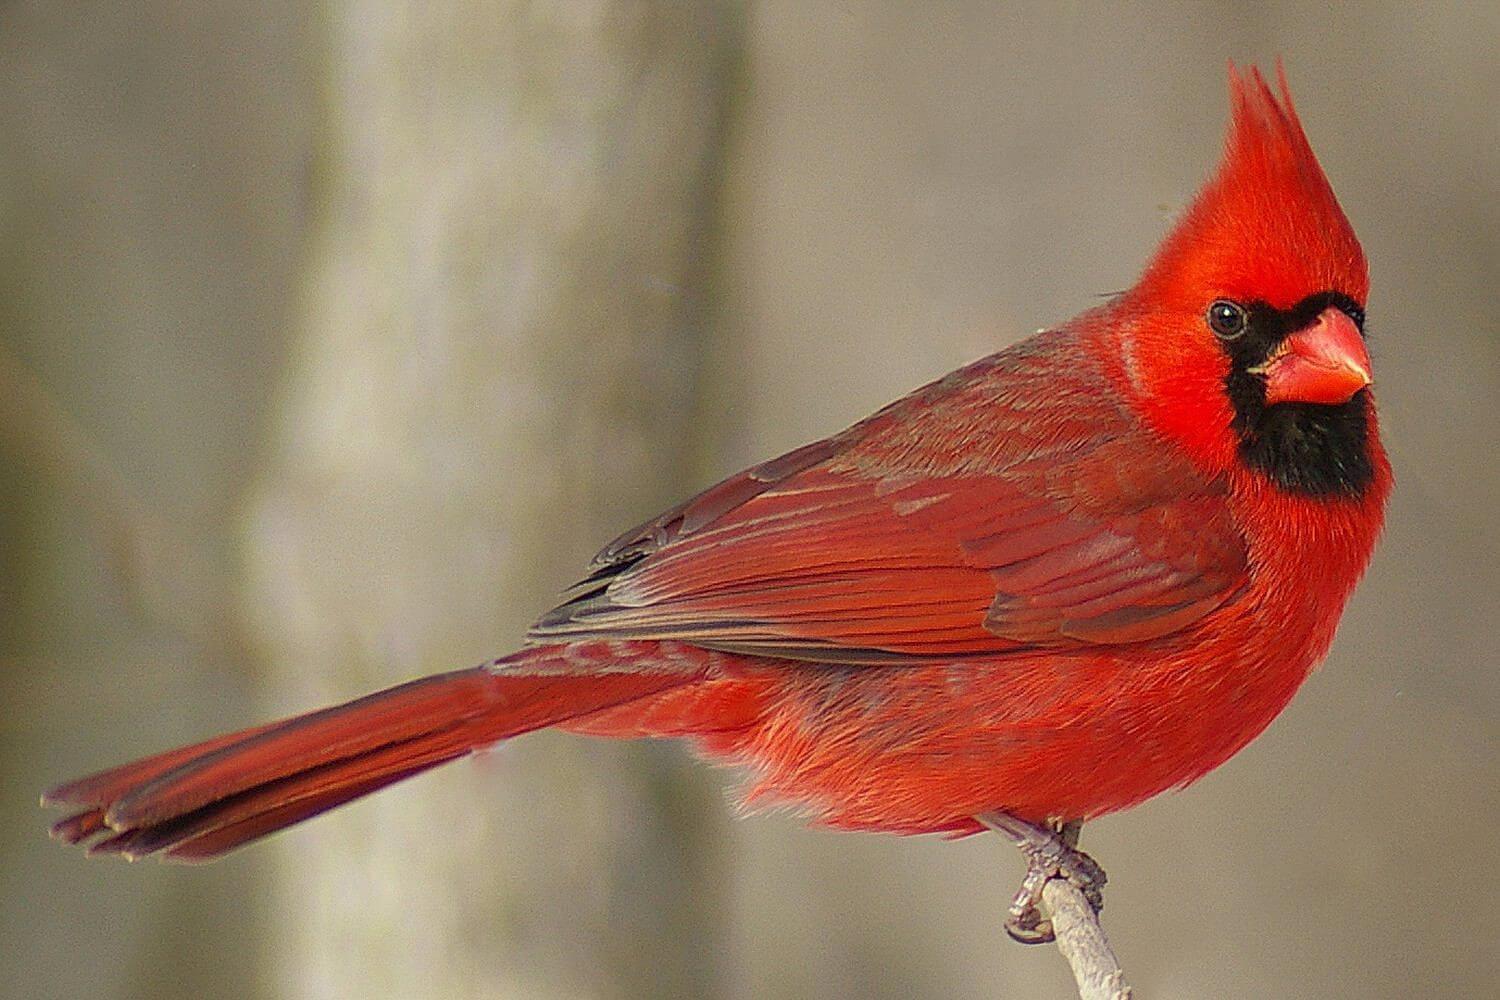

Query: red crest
left=1139, top=62, right=1367, bottom=311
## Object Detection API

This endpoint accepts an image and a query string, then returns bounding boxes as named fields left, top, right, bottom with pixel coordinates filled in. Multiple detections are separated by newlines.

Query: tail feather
left=112, top=670, right=502, bottom=828
left=93, top=755, right=442, bottom=862
left=44, top=651, right=700, bottom=861
left=45, top=719, right=289, bottom=817
left=155, top=764, right=435, bottom=862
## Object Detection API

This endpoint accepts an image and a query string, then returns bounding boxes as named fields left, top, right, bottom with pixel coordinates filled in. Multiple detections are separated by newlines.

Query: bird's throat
left=1231, top=393, right=1374, bottom=498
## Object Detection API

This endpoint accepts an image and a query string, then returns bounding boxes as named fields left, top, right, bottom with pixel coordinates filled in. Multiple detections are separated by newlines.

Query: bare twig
left=976, top=812, right=1132, bottom=999
left=1040, top=876, right=1133, bottom=1000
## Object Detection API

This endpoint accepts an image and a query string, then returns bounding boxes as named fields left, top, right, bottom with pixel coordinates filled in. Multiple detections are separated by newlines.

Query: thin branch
left=1041, top=876, right=1133, bottom=1000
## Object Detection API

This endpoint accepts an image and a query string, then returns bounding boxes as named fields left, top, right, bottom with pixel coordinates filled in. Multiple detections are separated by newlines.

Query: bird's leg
left=976, top=813, right=1106, bottom=945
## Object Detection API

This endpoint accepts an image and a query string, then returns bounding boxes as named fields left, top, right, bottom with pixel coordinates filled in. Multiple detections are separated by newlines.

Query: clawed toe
left=979, top=813, right=1107, bottom=946
left=1005, top=865, right=1057, bottom=944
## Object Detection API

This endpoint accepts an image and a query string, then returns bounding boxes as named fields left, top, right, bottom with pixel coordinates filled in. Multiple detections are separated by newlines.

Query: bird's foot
left=976, top=813, right=1106, bottom=945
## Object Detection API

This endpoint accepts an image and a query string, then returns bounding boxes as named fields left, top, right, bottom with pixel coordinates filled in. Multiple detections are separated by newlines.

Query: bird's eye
left=1206, top=299, right=1248, bottom=340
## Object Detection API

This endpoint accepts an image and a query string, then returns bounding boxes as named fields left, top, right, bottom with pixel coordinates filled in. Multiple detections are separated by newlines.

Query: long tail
left=43, top=647, right=700, bottom=862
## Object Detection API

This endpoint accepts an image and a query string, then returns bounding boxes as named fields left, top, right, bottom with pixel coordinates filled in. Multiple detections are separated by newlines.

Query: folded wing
left=531, top=333, right=1248, bottom=662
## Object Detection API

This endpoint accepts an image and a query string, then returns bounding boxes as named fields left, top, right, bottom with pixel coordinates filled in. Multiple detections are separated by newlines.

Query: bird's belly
left=704, top=638, right=1320, bottom=833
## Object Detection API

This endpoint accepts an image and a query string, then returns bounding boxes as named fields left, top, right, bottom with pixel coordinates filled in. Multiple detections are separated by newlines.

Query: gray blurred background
left=3, top=3, right=1497, bottom=998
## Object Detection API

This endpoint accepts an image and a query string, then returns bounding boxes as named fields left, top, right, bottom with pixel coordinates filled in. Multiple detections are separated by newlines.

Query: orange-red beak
left=1258, top=307, right=1372, bottom=406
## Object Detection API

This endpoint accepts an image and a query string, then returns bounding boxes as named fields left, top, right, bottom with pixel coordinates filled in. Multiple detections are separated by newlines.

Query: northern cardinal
left=45, top=65, right=1387, bottom=943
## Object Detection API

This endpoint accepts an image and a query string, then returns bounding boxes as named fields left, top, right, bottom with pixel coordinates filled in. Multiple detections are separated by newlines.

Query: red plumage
left=45, top=65, right=1389, bottom=861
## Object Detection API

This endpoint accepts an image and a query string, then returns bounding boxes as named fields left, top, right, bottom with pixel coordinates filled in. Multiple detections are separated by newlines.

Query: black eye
left=1206, top=299, right=1248, bottom=339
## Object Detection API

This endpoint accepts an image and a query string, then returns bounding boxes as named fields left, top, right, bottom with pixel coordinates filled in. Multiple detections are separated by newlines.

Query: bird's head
left=1118, top=63, right=1380, bottom=499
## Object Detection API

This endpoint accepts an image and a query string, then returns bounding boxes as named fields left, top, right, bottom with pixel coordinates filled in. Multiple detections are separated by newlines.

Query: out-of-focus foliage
left=3, top=3, right=1497, bottom=999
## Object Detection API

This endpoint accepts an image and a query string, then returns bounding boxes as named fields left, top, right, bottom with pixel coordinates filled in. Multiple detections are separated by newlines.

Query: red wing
left=530, top=337, right=1248, bottom=661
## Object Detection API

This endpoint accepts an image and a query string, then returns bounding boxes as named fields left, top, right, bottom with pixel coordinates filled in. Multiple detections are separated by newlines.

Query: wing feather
left=531, top=332, right=1248, bottom=661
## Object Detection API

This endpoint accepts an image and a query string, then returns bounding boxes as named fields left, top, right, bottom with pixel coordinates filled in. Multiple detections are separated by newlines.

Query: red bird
left=45, top=66, right=1388, bottom=942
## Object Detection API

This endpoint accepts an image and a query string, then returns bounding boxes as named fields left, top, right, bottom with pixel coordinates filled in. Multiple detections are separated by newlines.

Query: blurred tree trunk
left=240, top=3, right=741, bottom=998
